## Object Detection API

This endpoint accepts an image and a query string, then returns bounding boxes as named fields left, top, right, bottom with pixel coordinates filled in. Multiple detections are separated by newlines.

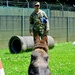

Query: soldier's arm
left=43, top=11, right=50, bottom=31
left=29, top=15, right=34, bottom=33
left=46, top=19, right=49, bottom=31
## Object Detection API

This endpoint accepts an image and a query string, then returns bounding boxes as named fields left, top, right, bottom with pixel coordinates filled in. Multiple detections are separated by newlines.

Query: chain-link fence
left=50, top=17, right=75, bottom=42
left=0, top=1, right=75, bottom=49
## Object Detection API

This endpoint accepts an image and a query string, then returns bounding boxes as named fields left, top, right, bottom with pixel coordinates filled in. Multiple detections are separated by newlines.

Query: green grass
left=0, top=42, right=75, bottom=75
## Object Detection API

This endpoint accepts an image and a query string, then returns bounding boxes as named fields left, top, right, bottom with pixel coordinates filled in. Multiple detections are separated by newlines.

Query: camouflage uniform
left=29, top=9, right=49, bottom=43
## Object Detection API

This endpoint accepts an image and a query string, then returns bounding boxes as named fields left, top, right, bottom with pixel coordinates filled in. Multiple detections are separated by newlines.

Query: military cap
left=35, top=2, right=40, bottom=6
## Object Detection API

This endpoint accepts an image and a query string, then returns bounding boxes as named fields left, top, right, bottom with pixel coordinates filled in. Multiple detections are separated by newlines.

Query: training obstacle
left=9, top=36, right=55, bottom=53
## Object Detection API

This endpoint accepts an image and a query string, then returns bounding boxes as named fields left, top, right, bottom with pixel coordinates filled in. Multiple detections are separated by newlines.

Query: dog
left=28, top=35, right=51, bottom=75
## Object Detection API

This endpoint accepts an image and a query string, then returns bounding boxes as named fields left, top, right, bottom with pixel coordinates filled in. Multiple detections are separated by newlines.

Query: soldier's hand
left=46, top=30, right=49, bottom=33
left=30, top=32, right=33, bottom=36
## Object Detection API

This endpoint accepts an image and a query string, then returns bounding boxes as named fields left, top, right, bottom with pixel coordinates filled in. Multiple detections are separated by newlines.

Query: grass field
left=0, top=42, right=75, bottom=75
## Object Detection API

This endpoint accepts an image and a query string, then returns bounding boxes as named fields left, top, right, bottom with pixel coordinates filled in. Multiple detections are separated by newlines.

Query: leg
left=33, top=30, right=39, bottom=44
left=40, top=30, right=48, bottom=44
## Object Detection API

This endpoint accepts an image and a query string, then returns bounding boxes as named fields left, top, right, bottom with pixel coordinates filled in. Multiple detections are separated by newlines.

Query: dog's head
left=28, top=49, right=50, bottom=75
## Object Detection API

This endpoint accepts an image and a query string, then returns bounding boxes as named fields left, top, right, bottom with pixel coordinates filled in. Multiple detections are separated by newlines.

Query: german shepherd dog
left=28, top=36, right=51, bottom=75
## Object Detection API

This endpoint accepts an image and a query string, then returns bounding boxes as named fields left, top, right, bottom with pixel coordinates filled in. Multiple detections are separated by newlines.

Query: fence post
left=26, top=0, right=29, bottom=16
left=61, top=4, right=64, bottom=17
left=22, top=8, right=25, bottom=36
left=67, top=17, right=69, bottom=42
left=45, top=2, right=48, bottom=16
left=21, top=8, right=25, bottom=36
left=6, top=0, right=8, bottom=7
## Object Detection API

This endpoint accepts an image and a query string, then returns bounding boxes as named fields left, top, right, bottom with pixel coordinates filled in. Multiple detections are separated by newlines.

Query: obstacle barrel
left=9, top=36, right=54, bottom=53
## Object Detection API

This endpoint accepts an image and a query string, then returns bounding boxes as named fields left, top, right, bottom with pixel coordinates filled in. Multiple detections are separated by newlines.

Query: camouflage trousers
left=33, top=24, right=48, bottom=44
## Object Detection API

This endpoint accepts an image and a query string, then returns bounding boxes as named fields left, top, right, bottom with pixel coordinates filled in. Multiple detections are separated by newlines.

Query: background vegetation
left=0, top=0, right=75, bottom=6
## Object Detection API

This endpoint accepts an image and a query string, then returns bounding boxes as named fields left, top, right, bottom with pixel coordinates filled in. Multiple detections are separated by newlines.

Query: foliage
left=0, top=42, right=75, bottom=75
left=1, top=0, right=75, bottom=6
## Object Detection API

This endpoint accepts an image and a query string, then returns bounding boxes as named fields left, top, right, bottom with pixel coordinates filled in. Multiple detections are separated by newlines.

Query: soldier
left=29, top=1, right=50, bottom=44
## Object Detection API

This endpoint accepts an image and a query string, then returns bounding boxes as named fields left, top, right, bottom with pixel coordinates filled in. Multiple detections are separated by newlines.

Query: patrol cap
left=35, top=2, right=40, bottom=6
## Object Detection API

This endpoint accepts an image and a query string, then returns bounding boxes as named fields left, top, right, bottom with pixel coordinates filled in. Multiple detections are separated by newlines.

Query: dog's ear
left=43, top=36, right=48, bottom=44
left=35, top=35, right=40, bottom=43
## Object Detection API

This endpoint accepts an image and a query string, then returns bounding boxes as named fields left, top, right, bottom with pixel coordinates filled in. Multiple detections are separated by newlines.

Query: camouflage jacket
left=29, top=9, right=49, bottom=33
